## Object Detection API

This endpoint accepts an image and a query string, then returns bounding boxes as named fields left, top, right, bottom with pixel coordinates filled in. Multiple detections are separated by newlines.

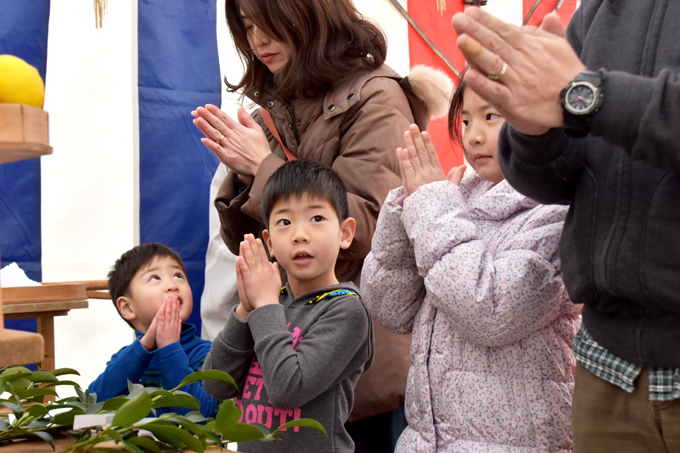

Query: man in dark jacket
left=452, top=2, right=680, bottom=451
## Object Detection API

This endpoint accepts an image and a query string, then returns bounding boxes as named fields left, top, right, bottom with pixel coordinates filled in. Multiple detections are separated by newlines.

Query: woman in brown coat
left=192, top=0, right=451, bottom=451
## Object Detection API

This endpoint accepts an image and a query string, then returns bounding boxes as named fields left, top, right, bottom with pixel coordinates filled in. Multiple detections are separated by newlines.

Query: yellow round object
left=0, top=54, right=45, bottom=108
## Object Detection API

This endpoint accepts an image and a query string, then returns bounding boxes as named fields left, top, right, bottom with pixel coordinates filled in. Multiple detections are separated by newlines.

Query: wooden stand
left=0, top=103, right=52, bottom=367
left=0, top=278, right=46, bottom=368
left=3, top=284, right=88, bottom=372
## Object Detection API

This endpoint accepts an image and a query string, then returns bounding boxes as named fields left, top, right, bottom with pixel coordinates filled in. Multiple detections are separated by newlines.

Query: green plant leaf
left=183, top=411, right=207, bottom=424
left=51, top=410, right=78, bottom=426
left=221, top=423, right=268, bottom=443
left=126, top=435, right=162, bottom=453
left=151, top=394, right=200, bottom=411
left=43, top=403, right=82, bottom=412
left=148, top=389, right=174, bottom=399
left=73, top=381, right=97, bottom=404
left=121, top=440, right=144, bottom=453
left=203, top=431, right=221, bottom=444
left=203, top=420, right=215, bottom=431
left=0, top=378, right=6, bottom=395
left=164, top=415, right=207, bottom=438
left=6, top=377, right=31, bottom=389
left=51, top=367, right=80, bottom=377
left=111, top=390, right=151, bottom=427
left=175, top=370, right=236, bottom=391
left=152, top=425, right=204, bottom=453
left=26, top=387, right=59, bottom=399
left=0, top=367, right=31, bottom=377
left=64, top=401, right=88, bottom=411
left=104, top=428, right=124, bottom=442
left=13, top=387, right=29, bottom=399
left=101, top=396, right=130, bottom=412
left=138, top=419, right=175, bottom=428
left=27, top=418, right=51, bottom=429
left=214, top=399, right=241, bottom=434
left=3, top=379, right=16, bottom=391
left=141, top=425, right=183, bottom=450
left=0, top=401, right=23, bottom=417
left=26, top=371, right=57, bottom=383
left=141, top=386, right=162, bottom=394
left=84, top=401, right=105, bottom=414
left=28, top=430, right=55, bottom=449
left=74, top=384, right=88, bottom=403
left=272, top=418, right=327, bottom=436
left=45, top=379, right=81, bottom=389
left=127, top=381, right=144, bottom=396
left=27, top=404, right=49, bottom=418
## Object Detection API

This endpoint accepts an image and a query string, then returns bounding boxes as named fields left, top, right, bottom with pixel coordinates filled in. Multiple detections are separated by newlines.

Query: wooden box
left=3, top=283, right=88, bottom=305
left=0, top=103, right=52, bottom=164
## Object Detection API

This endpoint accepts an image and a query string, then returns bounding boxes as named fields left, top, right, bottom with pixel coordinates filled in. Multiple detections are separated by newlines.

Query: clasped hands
left=235, top=234, right=281, bottom=321
left=140, top=294, right=182, bottom=351
left=399, top=124, right=467, bottom=198
left=192, top=105, right=272, bottom=185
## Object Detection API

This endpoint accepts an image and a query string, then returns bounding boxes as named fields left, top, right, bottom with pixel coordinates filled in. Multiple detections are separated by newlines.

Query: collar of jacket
left=246, top=65, right=404, bottom=121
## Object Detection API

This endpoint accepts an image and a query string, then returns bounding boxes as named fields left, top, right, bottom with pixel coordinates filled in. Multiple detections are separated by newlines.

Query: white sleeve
left=200, top=163, right=239, bottom=341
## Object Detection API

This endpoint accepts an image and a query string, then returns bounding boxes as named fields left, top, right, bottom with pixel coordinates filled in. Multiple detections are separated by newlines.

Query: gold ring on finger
left=487, top=61, right=508, bottom=80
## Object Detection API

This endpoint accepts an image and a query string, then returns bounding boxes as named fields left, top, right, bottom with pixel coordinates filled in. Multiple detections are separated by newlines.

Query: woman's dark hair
left=225, top=0, right=387, bottom=100
left=447, top=75, right=468, bottom=150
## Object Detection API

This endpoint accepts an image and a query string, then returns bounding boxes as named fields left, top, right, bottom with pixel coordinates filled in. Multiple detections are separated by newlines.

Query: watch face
left=565, top=81, right=598, bottom=115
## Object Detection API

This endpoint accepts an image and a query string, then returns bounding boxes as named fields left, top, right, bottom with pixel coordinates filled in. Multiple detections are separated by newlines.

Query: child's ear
left=262, top=229, right=275, bottom=258
left=339, top=217, right=356, bottom=250
left=116, top=296, right=137, bottom=321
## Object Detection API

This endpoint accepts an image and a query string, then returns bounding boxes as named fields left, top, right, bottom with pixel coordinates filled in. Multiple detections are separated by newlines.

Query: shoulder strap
left=260, top=108, right=297, bottom=161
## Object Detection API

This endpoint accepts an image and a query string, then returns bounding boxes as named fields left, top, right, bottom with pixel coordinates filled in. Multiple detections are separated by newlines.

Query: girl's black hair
left=447, top=73, right=468, bottom=149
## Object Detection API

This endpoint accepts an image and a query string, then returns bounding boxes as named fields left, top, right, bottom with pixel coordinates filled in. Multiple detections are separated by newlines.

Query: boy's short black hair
left=261, top=160, right=349, bottom=227
left=108, top=242, right=187, bottom=328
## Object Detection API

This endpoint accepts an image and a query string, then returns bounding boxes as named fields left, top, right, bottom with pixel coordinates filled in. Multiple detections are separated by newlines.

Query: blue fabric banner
left=138, top=0, right=221, bottom=330
left=0, top=0, right=51, bottom=333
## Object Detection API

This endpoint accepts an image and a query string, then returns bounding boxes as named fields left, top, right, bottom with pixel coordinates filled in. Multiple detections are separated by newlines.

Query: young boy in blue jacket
left=88, top=242, right=217, bottom=418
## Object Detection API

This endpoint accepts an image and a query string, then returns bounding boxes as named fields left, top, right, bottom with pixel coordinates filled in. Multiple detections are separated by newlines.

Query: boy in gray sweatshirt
left=203, top=160, right=374, bottom=452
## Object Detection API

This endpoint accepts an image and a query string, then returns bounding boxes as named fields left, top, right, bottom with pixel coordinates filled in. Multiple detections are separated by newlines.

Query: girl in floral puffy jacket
left=361, top=79, right=581, bottom=452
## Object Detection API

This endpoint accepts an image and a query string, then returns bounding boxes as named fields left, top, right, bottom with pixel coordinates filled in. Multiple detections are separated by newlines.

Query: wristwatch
left=560, top=70, right=604, bottom=138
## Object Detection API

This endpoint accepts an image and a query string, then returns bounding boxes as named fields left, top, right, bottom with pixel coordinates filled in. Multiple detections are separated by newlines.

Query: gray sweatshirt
left=203, top=282, right=373, bottom=452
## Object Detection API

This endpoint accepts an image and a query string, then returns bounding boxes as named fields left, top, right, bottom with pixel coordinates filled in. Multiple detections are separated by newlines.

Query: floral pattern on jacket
left=361, top=174, right=581, bottom=452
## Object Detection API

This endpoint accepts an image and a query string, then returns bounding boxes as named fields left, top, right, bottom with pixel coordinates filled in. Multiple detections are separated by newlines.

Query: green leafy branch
left=0, top=367, right=325, bottom=452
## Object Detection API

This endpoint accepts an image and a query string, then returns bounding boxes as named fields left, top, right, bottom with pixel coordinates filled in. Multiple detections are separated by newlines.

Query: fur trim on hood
left=405, top=65, right=454, bottom=119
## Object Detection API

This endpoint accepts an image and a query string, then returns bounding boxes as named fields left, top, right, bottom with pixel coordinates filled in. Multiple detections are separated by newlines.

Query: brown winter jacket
left=214, top=64, right=451, bottom=420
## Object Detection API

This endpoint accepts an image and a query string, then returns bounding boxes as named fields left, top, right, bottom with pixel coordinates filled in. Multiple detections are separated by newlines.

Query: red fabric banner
left=407, top=0, right=466, bottom=173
